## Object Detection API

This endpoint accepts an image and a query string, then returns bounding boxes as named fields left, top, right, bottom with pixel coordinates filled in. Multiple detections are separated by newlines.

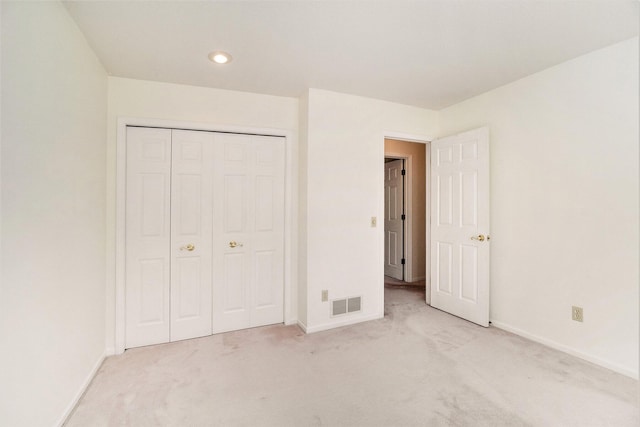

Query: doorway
left=384, top=138, right=429, bottom=301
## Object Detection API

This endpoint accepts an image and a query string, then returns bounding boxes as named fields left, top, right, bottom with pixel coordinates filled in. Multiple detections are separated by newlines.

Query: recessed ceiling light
left=208, top=51, right=232, bottom=64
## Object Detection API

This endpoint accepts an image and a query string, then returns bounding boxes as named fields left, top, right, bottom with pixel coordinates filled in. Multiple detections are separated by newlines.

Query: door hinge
left=401, top=258, right=406, bottom=265
left=401, top=214, right=406, bottom=220
left=401, top=169, right=406, bottom=176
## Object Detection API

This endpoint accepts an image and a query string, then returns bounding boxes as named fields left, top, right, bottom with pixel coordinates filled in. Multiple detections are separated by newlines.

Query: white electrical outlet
left=572, top=306, right=583, bottom=322
left=321, top=290, right=328, bottom=302
left=371, top=217, right=377, bottom=227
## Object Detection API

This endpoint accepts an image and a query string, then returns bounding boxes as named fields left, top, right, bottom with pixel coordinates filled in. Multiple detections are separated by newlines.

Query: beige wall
left=297, top=90, right=310, bottom=326
left=440, top=37, right=639, bottom=378
left=300, top=89, right=439, bottom=332
left=384, top=139, right=426, bottom=281
left=0, top=1, right=108, bottom=425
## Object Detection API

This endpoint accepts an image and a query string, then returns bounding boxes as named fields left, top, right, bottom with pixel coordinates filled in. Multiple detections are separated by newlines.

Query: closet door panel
left=170, top=130, right=214, bottom=342
left=213, top=135, right=251, bottom=332
left=125, top=127, right=172, bottom=348
left=251, top=136, right=285, bottom=327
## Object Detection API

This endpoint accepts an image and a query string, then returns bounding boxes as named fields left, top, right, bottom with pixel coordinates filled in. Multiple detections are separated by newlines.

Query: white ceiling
left=64, top=0, right=639, bottom=110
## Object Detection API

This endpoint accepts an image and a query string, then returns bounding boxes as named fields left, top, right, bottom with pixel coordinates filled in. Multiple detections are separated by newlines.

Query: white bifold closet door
left=125, top=127, right=284, bottom=349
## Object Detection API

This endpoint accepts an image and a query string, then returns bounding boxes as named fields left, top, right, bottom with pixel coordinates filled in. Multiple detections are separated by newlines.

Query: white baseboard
left=490, top=320, right=638, bottom=380
left=303, top=312, right=383, bottom=334
left=56, top=351, right=106, bottom=427
left=284, top=317, right=298, bottom=327
left=297, top=320, right=308, bottom=333
left=105, top=346, right=116, bottom=356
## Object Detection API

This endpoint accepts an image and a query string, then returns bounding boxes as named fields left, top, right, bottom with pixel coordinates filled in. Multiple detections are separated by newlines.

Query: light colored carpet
left=384, top=275, right=426, bottom=288
left=66, top=287, right=638, bottom=426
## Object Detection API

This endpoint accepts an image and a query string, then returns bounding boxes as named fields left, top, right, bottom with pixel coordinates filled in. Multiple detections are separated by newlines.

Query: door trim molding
left=115, top=117, right=297, bottom=354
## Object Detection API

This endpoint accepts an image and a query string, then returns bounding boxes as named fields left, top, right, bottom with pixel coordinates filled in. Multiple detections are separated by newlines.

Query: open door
left=384, top=159, right=404, bottom=280
left=430, top=127, right=490, bottom=327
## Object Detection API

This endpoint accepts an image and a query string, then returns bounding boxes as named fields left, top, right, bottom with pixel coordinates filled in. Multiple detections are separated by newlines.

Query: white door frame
left=115, top=117, right=297, bottom=355
left=382, top=132, right=432, bottom=304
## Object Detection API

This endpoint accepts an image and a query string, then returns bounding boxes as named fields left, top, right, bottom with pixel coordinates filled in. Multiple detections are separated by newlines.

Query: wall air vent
left=331, top=296, right=362, bottom=317
left=348, top=296, right=361, bottom=313
left=332, top=299, right=347, bottom=316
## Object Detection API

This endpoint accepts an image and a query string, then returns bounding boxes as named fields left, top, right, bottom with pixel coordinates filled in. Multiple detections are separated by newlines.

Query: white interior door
left=384, top=159, right=404, bottom=280
left=169, top=130, right=214, bottom=341
left=125, top=127, right=172, bottom=348
left=430, top=127, right=490, bottom=327
left=212, top=133, right=285, bottom=333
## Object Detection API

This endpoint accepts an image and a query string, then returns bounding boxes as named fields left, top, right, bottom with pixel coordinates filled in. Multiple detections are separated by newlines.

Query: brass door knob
left=180, top=243, right=195, bottom=251
left=229, top=241, right=244, bottom=248
left=471, top=234, right=485, bottom=242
